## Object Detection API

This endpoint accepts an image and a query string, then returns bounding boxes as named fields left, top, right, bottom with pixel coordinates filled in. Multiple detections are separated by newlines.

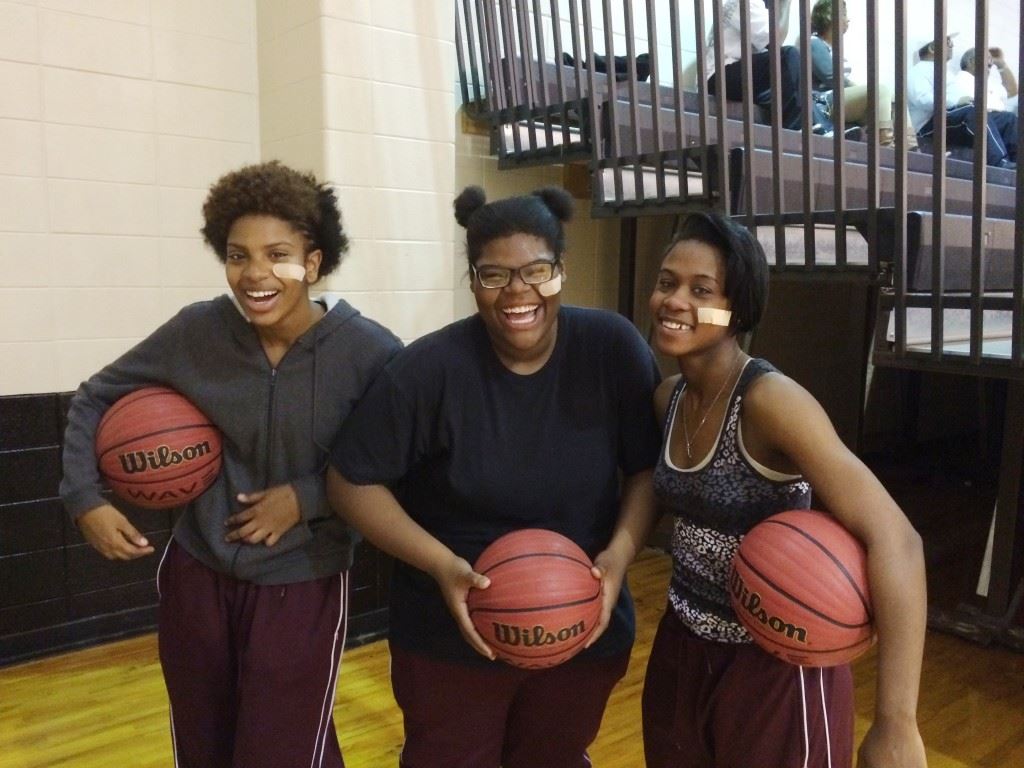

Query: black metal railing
left=456, top=0, right=1023, bottom=379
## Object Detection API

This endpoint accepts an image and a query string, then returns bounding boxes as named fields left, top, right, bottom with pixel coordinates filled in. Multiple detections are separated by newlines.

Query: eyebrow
left=660, top=268, right=721, bottom=284
left=226, top=241, right=295, bottom=250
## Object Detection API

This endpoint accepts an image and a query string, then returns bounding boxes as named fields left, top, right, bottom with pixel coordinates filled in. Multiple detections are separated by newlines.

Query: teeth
left=503, top=305, right=537, bottom=314
left=660, top=318, right=691, bottom=331
left=246, top=290, right=277, bottom=298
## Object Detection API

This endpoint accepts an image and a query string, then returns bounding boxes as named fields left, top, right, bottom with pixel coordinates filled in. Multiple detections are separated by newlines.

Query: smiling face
left=649, top=238, right=733, bottom=359
left=224, top=214, right=322, bottom=337
left=471, top=233, right=563, bottom=372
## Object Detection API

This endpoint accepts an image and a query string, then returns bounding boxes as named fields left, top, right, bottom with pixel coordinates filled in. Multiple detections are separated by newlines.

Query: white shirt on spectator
left=949, top=69, right=1009, bottom=111
left=906, top=59, right=959, bottom=132
left=705, top=0, right=770, bottom=80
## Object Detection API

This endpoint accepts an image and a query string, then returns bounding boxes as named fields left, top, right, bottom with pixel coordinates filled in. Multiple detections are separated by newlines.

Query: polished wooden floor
left=2, top=550, right=1022, bottom=767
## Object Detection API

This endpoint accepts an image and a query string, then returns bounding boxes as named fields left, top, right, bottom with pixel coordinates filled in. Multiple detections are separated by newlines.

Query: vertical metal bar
left=930, top=4, right=947, bottom=361
left=549, top=0, right=571, bottom=149
left=456, top=2, right=471, bottom=108
left=767, top=0, right=785, bottom=266
left=514, top=0, right=539, bottom=152
left=600, top=0, right=623, bottom=206
left=480, top=0, right=504, bottom=115
left=1015, top=11, right=1024, bottom=367
left=799, top=0, right=815, bottom=266
left=581, top=0, right=605, bottom=204
left=645, top=0, right=666, bottom=202
left=710, top=0, right=730, bottom=213
left=692, top=0, right=712, bottom=203
left=462, top=0, right=483, bottom=108
left=830, top=0, right=846, bottom=267
left=530, top=0, right=554, bottom=151
left=475, top=1, right=497, bottom=112
left=497, top=0, right=524, bottom=155
left=622, top=0, right=645, bottom=203
left=970, top=0, right=989, bottom=364
left=669, top=0, right=690, bottom=200
left=893, top=0, right=908, bottom=357
left=567, top=0, right=587, bottom=157
left=865, top=0, right=879, bottom=273
left=738, top=0, right=756, bottom=228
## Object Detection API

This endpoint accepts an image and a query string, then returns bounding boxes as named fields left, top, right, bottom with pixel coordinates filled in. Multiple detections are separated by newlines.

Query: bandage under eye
left=273, top=263, right=307, bottom=282
left=537, top=274, right=563, bottom=297
left=697, top=307, right=732, bottom=326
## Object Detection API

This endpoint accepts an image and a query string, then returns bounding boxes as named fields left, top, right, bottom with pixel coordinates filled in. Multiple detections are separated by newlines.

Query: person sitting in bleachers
left=808, top=0, right=894, bottom=145
left=706, top=0, right=831, bottom=133
left=951, top=47, right=1018, bottom=113
left=907, top=34, right=1017, bottom=169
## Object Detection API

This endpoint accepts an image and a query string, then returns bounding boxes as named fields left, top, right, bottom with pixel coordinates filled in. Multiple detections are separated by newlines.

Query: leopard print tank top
left=653, top=358, right=812, bottom=643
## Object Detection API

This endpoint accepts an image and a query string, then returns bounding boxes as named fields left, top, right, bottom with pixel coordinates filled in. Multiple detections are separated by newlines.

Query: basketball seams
left=467, top=590, right=601, bottom=617
left=97, top=423, right=220, bottom=463
left=734, top=551, right=872, bottom=630
left=476, top=550, right=594, bottom=575
left=98, top=387, right=176, bottom=427
left=760, top=518, right=873, bottom=618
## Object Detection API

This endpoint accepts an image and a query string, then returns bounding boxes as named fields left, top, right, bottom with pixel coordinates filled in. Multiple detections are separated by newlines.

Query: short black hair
left=453, top=185, right=573, bottom=266
left=201, top=161, right=348, bottom=279
left=661, top=212, right=769, bottom=334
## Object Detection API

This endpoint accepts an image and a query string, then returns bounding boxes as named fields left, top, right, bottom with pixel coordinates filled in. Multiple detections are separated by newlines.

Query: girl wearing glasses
left=327, top=186, right=662, bottom=767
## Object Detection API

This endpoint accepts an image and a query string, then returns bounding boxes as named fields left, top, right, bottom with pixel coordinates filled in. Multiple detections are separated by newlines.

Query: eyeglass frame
left=470, top=257, right=563, bottom=289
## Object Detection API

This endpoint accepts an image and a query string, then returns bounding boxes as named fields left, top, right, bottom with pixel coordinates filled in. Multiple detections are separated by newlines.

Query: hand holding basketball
left=78, top=504, right=155, bottom=560
left=431, top=552, right=494, bottom=660
left=224, top=484, right=301, bottom=547
left=585, top=548, right=629, bottom=648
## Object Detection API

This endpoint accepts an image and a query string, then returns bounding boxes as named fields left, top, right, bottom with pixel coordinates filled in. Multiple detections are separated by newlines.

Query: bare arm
left=326, top=467, right=494, bottom=659
left=587, top=469, right=658, bottom=646
left=744, top=375, right=927, bottom=768
left=991, top=47, right=1018, bottom=98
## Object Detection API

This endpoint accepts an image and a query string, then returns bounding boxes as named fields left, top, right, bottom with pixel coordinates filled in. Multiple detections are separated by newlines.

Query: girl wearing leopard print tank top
left=641, top=212, right=927, bottom=768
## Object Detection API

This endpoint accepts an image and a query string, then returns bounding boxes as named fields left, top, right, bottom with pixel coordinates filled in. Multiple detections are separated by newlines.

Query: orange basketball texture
left=467, top=529, right=602, bottom=669
left=95, top=386, right=222, bottom=510
left=729, top=509, right=875, bottom=667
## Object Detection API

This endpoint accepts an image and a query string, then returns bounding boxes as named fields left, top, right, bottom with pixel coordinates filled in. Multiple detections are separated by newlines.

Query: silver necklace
left=682, top=355, right=743, bottom=460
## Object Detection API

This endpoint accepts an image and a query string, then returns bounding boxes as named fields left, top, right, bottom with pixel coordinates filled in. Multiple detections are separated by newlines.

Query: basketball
left=467, top=528, right=602, bottom=669
left=729, top=509, right=875, bottom=667
left=95, top=386, right=222, bottom=510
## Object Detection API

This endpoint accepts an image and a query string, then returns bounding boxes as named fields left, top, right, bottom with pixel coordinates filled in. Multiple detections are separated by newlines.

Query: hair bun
left=532, top=187, right=574, bottom=223
left=454, top=186, right=487, bottom=227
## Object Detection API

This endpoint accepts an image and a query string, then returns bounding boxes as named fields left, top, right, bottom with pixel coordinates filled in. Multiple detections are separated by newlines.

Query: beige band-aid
left=273, top=262, right=307, bottom=282
left=697, top=307, right=732, bottom=326
left=537, top=274, right=563, bottom=297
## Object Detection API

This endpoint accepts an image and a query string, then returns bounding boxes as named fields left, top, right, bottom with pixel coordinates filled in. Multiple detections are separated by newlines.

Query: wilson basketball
left=729, top=509, right=875, bottom=667
left=95, top=386, right=222, bottom=510
left=467, top=528, right=602, bottom=669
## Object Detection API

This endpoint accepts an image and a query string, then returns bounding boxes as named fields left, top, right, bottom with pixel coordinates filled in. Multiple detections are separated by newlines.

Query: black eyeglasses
left=471, top=259, right=560, bottom=289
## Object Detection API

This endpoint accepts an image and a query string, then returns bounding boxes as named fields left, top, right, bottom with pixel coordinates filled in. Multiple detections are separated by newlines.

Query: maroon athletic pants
left=642, top=609, right=853, bottom=768
left=390, top=643, right=631, bottom=768
left=157, top=540, right=348, bottom=768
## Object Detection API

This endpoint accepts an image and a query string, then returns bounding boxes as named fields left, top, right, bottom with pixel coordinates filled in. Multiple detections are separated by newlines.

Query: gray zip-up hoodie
left=60, top=294, right=401, bottom=585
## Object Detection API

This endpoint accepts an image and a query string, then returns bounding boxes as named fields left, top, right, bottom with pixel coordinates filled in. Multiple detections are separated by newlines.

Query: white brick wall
left=0, top=1, right=259, bottom=396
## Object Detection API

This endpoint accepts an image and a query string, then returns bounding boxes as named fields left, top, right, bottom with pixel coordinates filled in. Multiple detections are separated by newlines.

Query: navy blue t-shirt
left=330, top=305, right=662, bottom=663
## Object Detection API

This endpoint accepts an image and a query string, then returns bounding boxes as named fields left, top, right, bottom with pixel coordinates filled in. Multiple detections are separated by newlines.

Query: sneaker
left=996, top=158, right=1017, bottom=170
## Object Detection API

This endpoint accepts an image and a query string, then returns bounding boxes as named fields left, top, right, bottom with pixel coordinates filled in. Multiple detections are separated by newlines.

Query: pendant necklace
left=682, top=354, right=743, bottom=460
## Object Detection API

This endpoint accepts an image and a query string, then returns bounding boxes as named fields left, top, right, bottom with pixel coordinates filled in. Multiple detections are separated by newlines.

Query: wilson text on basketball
left=490, top=620, right=586, bottom=647
left=729, top=569, right=808, bottom=643
left=117, top=441, right=214, bottom=474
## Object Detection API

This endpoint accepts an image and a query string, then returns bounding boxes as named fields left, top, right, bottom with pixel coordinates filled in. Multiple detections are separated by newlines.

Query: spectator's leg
left=776, top=46, right=804, bottom=129
left=988, top=109, right=1018, bottom=162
